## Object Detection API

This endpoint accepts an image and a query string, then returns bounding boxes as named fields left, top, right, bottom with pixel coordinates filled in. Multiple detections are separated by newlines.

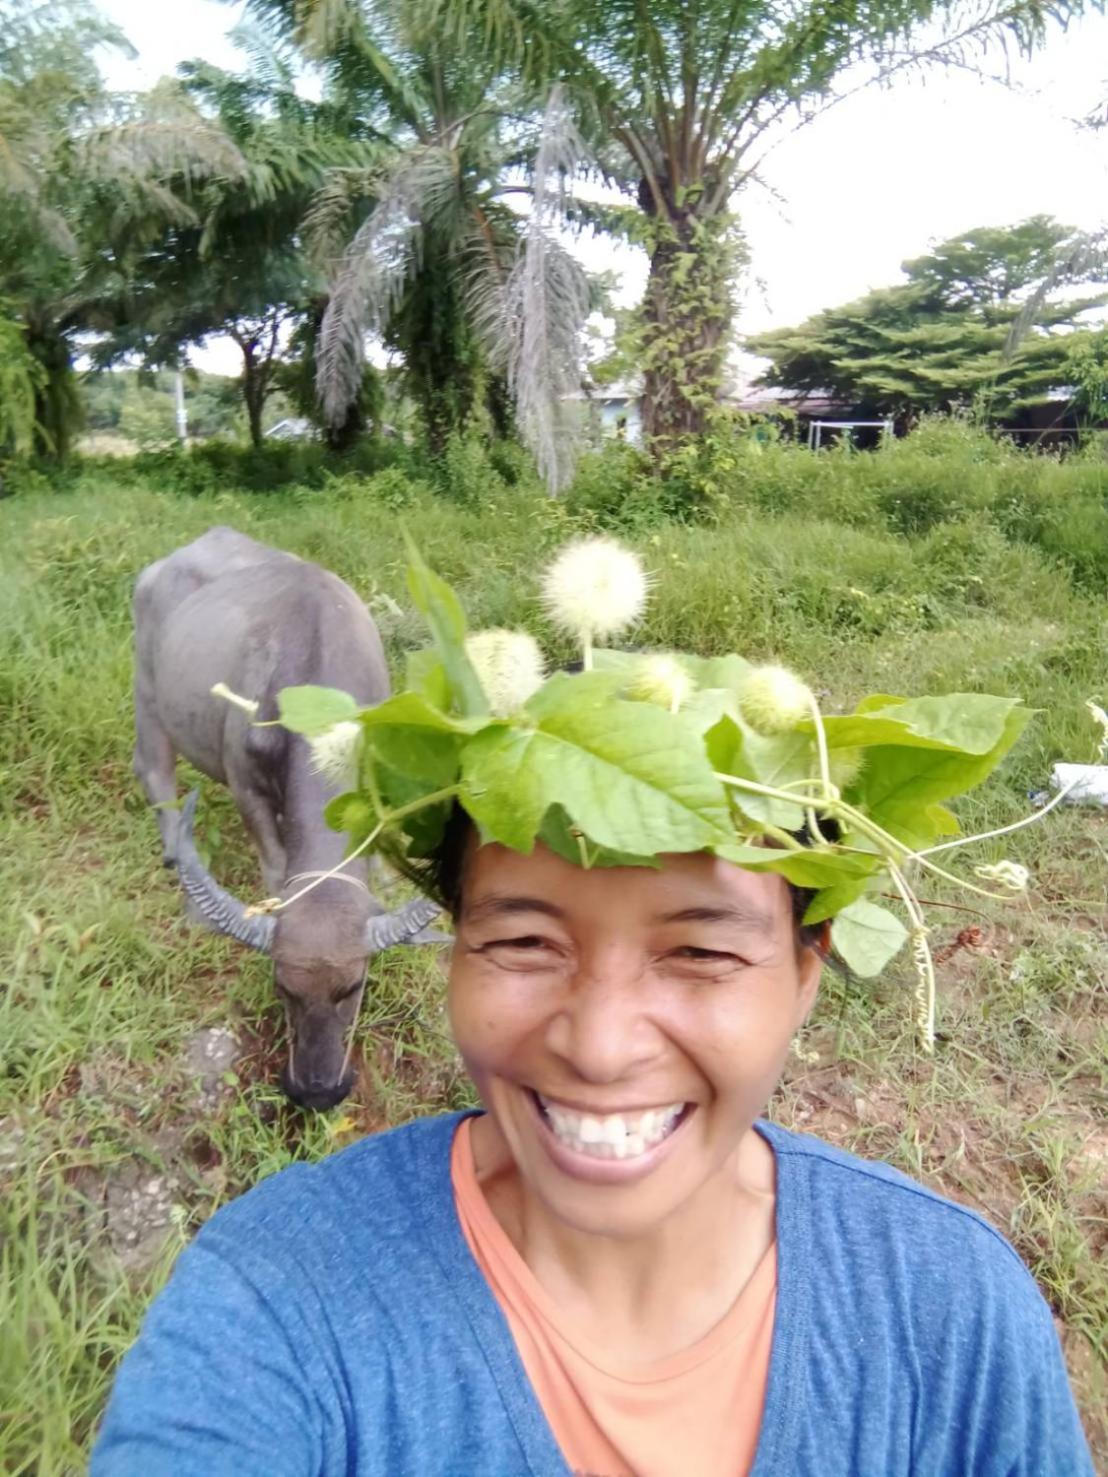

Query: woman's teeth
left=537, top=1095, right=685, bottom=1160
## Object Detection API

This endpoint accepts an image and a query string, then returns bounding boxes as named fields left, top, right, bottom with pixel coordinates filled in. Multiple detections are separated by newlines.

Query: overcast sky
left=96, top=0, right=1108, bottom=376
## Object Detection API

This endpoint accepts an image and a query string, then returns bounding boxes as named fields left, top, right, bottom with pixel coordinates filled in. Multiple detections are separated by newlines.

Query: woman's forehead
left=462, top=840, right=790, bottom=929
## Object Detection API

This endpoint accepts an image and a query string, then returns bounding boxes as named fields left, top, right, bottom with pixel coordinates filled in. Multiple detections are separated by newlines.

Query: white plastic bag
left=1050, top=763, right=1108, bottom=806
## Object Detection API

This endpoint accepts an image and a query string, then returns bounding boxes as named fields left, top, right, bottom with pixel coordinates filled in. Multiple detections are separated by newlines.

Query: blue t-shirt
left=92, top=1113, right=1092, bottom=1476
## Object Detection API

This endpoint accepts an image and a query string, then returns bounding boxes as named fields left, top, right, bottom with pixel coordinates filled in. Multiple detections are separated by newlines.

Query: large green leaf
left=460, top=696, right=731, bottom=855
left=803, top=877, right=875, bottom=925
left=277, top=685, right=360, bottom=736
left=831, top=899, right=909, bottom=976
left=539, top=806, right=660, bottom=870
left=857, top=706, right=1031, bottom=845
left=323, top=792, right=378, bottom=849
left=592, top=648, right=639, bottom=674
left=816, top=693, right=1030, bottom=754
left=404, top=647, right=452, bottom=710
left=680, top=687, right=738, bottom=736
left=526, top=670, right=625, bottom=716
left=723, top=726, right=816, bottom=829
left=683, top=653, right=753, bottom=694
left=357, top=693, right=478, bottom=796
left=715, top=840, right=878, bottom=886
left=359, top=691, right=487, bottom=735
left=405, top=541, right=487, bottom=717
left=365, top=725, right=462, bottom=789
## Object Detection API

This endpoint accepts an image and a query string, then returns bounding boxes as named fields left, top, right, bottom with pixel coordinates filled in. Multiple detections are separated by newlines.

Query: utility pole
left=174, top=368, right=188, bottom=443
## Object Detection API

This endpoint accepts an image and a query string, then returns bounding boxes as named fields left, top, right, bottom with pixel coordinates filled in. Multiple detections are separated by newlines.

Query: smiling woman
left=447, top=837, right=817, bottom=1477
left=90, top=541, right=1098, bottom=1476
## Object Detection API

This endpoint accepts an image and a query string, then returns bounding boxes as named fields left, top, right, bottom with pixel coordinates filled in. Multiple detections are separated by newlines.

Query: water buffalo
left=133, top=526, right=443, bottom=1111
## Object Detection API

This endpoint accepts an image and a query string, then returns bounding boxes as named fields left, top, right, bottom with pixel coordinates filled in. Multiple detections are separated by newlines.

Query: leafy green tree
left=0, top=1, right=243, bottom=457
left=900, top=217, right=1097, bottom=314
left=747, top=218, right=1108, bottom=420
left=81, top=367, right=244, bottom=442
left=242, top=0, right=590, bottom=485
left=404, top=0, right=1101, bottom=449
left=96, top=43, right=354, bottom=447
left=0, top=307, right=44, bottom=456
left=1063, top=328, right=1108, bottom=429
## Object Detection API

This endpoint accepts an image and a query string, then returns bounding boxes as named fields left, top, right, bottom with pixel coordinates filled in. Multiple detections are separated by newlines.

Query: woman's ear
left=794, top=922, right=829, bottom=1028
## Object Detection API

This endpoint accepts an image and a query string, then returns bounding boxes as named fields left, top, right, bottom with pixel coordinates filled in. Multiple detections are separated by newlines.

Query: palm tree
left=98, top=35, right=369, bottom=449
left=396, top=0, right=1103, bottom=450
left=243, top=0, right=591, bottom=488
left=0, top=0, right=244, bottom=456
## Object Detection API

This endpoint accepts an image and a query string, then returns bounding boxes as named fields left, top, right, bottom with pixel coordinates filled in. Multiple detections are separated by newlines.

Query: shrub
left=434, top=432, right=508, bottom=505
left=564, top=441, right=662, bottom=528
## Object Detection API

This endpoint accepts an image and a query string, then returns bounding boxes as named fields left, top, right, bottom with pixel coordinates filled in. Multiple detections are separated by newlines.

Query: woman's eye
left=670, top=946, right=740, bottom=966
left=483, top=935, right=555, bottom=954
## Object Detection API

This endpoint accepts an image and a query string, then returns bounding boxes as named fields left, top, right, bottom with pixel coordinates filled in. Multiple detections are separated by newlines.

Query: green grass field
left=2, top=452, right=1106, bottom=1471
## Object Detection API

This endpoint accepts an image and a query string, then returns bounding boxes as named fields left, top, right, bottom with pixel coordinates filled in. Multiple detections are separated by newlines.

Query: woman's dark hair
left=421, top=803, right=829, bottom=954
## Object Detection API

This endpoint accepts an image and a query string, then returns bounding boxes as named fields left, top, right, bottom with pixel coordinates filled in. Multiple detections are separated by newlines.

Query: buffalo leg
left=229, top=779, right=287, bottom=896
left=133, top=707, right=179, bottom=866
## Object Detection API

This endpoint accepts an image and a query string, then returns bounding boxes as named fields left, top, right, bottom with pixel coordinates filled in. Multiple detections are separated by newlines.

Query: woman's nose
left=544, top=962, right=664, bottom=1083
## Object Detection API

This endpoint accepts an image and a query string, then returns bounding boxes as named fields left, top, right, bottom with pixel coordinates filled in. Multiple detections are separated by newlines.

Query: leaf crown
left=268, top=536, right=1098, bottom=1051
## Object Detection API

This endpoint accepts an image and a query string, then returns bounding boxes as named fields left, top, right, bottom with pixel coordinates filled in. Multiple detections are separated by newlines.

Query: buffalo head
left=174, top=790, right=446, bottom=1110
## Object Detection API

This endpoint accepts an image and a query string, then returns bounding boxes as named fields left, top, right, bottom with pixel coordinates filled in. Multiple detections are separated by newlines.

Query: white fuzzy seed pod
left=465, top=629, right=546, bottom=716
left=737, top=664, right=816, bottom=734
left=540, top=537, right=649, bottom=645
left=308, top=720, right=362, bottom=791
left=829, top=746, right=865, bottom=790
left=623, top=654, right=694, bottom=712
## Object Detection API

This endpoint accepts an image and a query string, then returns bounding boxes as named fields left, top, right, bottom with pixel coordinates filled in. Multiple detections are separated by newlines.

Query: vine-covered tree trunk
left=241, top=347, right=266, bottom=449
left=233, top=313, right=286, bottom=450
left=387, top=258, right=482, bottom=455
left=637, top=188, right=738, bottom=452
left=27, top=325, right=82, bottom=461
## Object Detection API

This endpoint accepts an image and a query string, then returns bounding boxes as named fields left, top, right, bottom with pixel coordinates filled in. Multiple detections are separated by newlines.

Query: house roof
left=729, top=387, right=848, bottom=416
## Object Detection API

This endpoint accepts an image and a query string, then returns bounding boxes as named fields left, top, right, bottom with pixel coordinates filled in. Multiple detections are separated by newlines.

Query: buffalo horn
left=174, top=790, right=277, bottom=953
left=364, top=897, right=447, bottom=953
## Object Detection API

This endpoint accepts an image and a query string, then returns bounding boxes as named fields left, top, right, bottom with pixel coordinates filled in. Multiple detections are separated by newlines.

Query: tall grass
left=1, top=433, right=1106, bottom=1469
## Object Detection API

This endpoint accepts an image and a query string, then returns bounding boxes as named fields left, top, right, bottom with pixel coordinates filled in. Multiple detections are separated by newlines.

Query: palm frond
left=303, top=164, right=381, bottom=269
left=293, top=0, right=362, bottom=57
left=78, top=83, right=247, bottom=190
left=505, top=229, right=590, bottom=492
left=225, top=19, right=301, bottom=92
left=495, top=86, right=590, bottom=494
left=0, top=0, right=131, bottom=81
left=1005, top=228, right=1108, bottom=358
left=316, top=140, right=457, bottom=425
left=0, top=306, right=45, bottom=454
left=0, top=128, right=42, bottom=200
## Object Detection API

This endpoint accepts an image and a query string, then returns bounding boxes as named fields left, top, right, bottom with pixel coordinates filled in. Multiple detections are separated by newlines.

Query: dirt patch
left=233, top=1015, right=285, bottom=1097
left=182, top=1026, right=243, bottom=1111
left=102, top=1161, right=182, bottom=1275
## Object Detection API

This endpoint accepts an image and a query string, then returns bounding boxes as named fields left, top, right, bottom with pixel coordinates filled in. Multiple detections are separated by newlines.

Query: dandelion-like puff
left=623, top=654, right=694, bottom=713
left=541, top=537, right=649, bottom=666
left=737, top=664, right=815, bottom=734
left=465, top=629, right=546, bottom=716
left=309, top=720, right=362, bottom=791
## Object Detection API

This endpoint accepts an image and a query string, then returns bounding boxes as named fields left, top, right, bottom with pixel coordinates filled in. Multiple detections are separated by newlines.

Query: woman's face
left=448, top=841, right=822, bottom=1239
